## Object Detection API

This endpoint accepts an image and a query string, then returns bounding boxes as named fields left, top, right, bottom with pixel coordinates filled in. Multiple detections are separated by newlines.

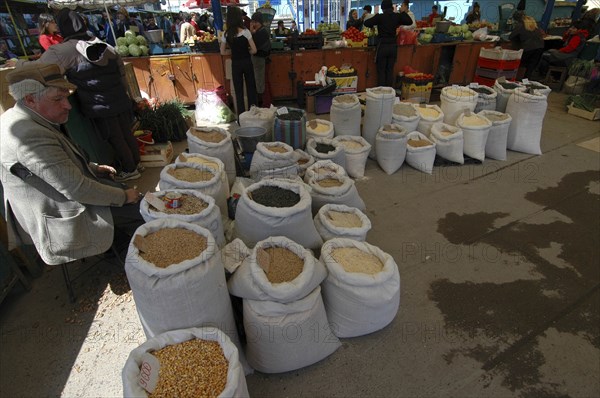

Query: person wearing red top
left=538, top=20, right=589, bottom=75
left=427, top=5, right=439, bottom=25
left=38, top=14, right=63, bottom=51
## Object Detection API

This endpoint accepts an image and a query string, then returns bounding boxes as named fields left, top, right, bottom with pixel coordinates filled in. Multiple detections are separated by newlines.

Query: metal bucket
left=144, top=29, right=164, bottom=43
left=234, top=127, right=267, bottom=153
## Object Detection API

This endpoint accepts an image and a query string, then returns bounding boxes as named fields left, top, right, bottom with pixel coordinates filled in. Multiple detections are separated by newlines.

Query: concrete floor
left=0, top=92, right=598, bottom=397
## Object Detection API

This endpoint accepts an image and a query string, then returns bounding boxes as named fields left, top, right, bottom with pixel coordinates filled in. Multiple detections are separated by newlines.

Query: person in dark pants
left=220, top=6, right=257, bottom=117
left=509, top=13, right=544, bottom=79
left=250, top=12, right=271, bottom=107
left=363, top=0, right=412, bottom=87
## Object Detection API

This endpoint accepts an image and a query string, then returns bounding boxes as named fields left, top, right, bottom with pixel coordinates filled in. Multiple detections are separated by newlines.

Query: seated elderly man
left=0, top=63, right=143, bottom=266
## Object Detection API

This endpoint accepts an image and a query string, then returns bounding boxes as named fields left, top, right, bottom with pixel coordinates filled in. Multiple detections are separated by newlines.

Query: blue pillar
left=212, top=0, right=223, bottom=31
left=570, top=0, right=586, bottom=21
left=539, top=0, right=555, bottom=31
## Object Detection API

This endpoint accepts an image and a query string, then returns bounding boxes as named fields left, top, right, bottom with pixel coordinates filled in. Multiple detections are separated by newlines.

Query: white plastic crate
left=479, top=47, right=523, bottom=61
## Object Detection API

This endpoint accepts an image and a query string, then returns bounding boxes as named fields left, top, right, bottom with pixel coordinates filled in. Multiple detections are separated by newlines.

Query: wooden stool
left=544, top=66, right=568, bottom=91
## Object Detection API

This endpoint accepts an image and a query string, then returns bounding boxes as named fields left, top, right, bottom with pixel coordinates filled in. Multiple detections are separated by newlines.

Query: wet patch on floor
left=431, top=171, right=600, bottom=394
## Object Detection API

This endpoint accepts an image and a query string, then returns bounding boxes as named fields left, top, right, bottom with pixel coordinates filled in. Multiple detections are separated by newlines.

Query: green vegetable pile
left=115, top=32, right=149, bottom=57
left=566, top=94, right=600, bottom=112
left=137, top=100, right=192, bottom=142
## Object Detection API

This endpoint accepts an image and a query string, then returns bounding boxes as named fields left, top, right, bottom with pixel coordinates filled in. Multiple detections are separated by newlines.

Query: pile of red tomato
left=303, top=28, right=319, bottom=36
left=405, top=72, right=434, bottom=82
left=416, top=20, right=433, bottom=29
left=341, top=27, right=365, bottom=42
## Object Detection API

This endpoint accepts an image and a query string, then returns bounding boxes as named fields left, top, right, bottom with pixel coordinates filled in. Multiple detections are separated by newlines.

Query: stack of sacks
left=440, top=86, right=478, bottom=125
left=186, top=126, right=235, bottom=188
left=249, top=141, right=299, bottom=180
left=314, top=204, right=372, bottom=242
left=455, top=111, right=492, bottom=162
left=330, top=94, right=362, bottom=136
left=375, top=124, right=408, bottom=175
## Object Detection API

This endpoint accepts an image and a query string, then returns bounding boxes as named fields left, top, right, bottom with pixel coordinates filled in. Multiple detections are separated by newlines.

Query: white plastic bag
left=186, top=126, right=236, bottom=188
left=307, top=174, right=366, bottom=214
left=306, top=119, right=334, bottom=140
left=440, top=86, right=478, bottom=125
left=392, top=102, right=421, bottom=132
left=375, top=125, right=408, bottom=175
left=239, top=105, right=277, bottom=139
left=304, top=160, right=347, bottom=183
left=478, top=110, right=512, bottom=160
left=456, top=112, right=492, bottom=162
left=195, top=89, right=236, bottom=124
left=332, top=135, right=371, bottom=178
left=430, top=122, right=464, bottom=164
left=330, top=94, right=362, bottom=136
left=305, top=137, right=346, bottom=169
left=493, top=79, right=525, bottom=113
left=122, top=327, right=249, bottom=398
left=362, top=86, right=396, bottom=158
left=314, top=204, right=371, bottom=242
left=473, top=26, right=488, bottom=41
left=249, top=142, right=299, bottom=180
left=472, top=84, right=498, bottom=113
left=320, top=238, right=400, bottom=338
left=506, top=90, right=547, bottom=155
left=405, top=131, right=436, bottom=174
left=414, top=104, right=444, bottom=135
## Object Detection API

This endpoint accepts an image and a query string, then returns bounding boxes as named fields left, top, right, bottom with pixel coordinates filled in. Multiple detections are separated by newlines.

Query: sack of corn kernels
left=505, top=90, right=547, bottom=155
left=187, top=126, right=235, bottom=188
left=303, top=160, right=347, bottom=183
left=158, top=162, right=227, bottom=216
left=375, top=124, right=408, bottom=175
left=176, top=152, right=229, bottom=199
left=140, top=189, right=225, bottom=248
left=306, top=119, right=334, bottom=140
left=314, top=204, right=371, bottom=242
left=456, top=111, right=492, bottom=162
left=478, top=110, right=512, bottom=161
left=294, top=149, right=315, bottom=178
left=405, top=131, right=436, bottom=174
left=430, top=122, right=464, bottom=164
left=234, top=179, right=323, bottom=249
left=125, top=219, right=249, bottom=371
left=330, top=94, right=361, bottom=137
left=362, top=86, right=396, bottom=158
left=249, top=141, right=299, bottom=180
left=440, top=86, right=478, bottom=126
left=414, top=104, right=444, bottom=136
left=122, top=327, right=249, bottom=397
left=332, top=135, right=371, bottom=178
left=243, top=286, right=340, bottom=373
left=305, top=137, right=346, bottom=169
left=307, top=174, right=366, bottom=215
left=392, top=102, right=421, bottom=133
left=320, top=238, right=400, bottom=338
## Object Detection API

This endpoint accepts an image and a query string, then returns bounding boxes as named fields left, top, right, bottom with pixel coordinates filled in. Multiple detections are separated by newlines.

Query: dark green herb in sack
left=250, top=186, right=300, bottom=208
left=315, top=143, right=335, bottom=153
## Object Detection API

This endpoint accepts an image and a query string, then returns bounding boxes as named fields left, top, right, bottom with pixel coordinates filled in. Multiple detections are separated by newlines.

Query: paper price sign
left=138, top=353, right=160, bottom=393
left=277, top=107, right=289, bottom=115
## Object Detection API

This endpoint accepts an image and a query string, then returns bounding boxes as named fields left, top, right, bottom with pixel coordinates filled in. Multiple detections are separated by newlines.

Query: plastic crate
left=472, top=75, right=496, bottom=87
left=479, top=47, right=523, bottom=60
left=294, top=34, right=323, bottom=49
left=477, top=57, right=521, bottom=70
left=475, top=67, right=518, bottom=80
left=194, top=40, right=220, bottom=53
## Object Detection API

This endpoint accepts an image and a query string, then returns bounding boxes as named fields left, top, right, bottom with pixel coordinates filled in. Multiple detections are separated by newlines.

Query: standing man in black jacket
left=250, top=12, right=271, bottom=107
left=363, top=0, right=413, bottom=87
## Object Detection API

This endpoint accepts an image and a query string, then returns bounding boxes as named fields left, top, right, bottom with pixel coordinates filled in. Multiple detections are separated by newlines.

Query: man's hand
left=125, top=188, right=143, bottom=204
left=96, top=164, right=117, bottom=179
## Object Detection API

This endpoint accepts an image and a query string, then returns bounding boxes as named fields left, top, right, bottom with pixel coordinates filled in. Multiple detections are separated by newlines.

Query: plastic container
left=479, top=47, right=523, bottom=61
left=477, top=57, right=521, bottom=70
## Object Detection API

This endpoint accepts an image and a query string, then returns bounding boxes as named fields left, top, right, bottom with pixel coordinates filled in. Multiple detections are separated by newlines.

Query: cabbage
left=420, top=33, right=433, bottom=43
left=139, top=45, right=149, bottom=56
left=424, top=27, right=435, bottom=35
left=461, top=24, right=470, bottom=33
left=464, top=31, right=473, bottom=40
left=136, top=35, right=147, bottom=46
left=128, top=43, right=141, bottom=57
left=125, top=30, right=135, bottom=38
left=116, top=45, right=129, bottom=57
left=126, top=35, right=137, bottom=46
left=116, top=37, right=128, bottom=47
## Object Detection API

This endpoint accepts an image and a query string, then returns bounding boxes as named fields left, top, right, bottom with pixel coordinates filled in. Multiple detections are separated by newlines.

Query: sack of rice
left=304, top=160, right=347, bottom=183
left=227, top=236, right=327, bottom=303
left=505, top=90, right=547, bottom=155
left=392, top=102, right=421, bottom=132
left=430, top=122, right=464, bottom=164
left=470, top=84, right=497, bottom=113
left=478, top=110, right=512, bottom=160
left=306, top=119, right=334, bottom=140
left=239, top=105, right=277, bottom=139
left=243, top=286, right=340, bottom=373
left=140, top=189, right=225, bottom=248
left=314, top=204, right=371, bottom=242
left=305, top=137, right=346, bottom=169
left=493, top=79, right=525, bottom=113
left=320, top=238, right=400, bottom=338
left=330, top=94, right=361, bottom=136
left=332, top=136, right=371, bottom=178
left=375, top=124, right=408, bottom=175
left=362, top=86, right=396, bottom=158
left=456, top=111, right=492, bottom=162
left=521, top=80, right=551, bottom=97
left=307, top=174, right=366, bottom=215
left=234, top=179, right=323, bottom=249
left=122, top=327, right=249, bottom=397
left=176, top=152, right=230, bottom=199
left=125, top=219, right=244, bottom=367
left=158, top=163, right=227, bottom=216
left=249, top=142, right=299, bottom=180
left=405, top=131, right=436, bottom=174
left=294, top=149, right=315, bottom=178
left=440, top=86, right=478, bottom=125
left=273, top=107, right=307, bottom=149
left=414, top=104, right=444, bottom=136
left=186, top=126, right=235, bottom=188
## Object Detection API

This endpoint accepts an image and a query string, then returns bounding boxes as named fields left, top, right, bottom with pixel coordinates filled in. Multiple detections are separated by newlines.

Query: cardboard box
left=347, top=38, right=367, bottom=47
left=327, top=75, right=358, bottom=94
left=567, top=104, right=600, bottom=121
left=401, top=81, right=433, bottom=103
left=140, top=141, right=174, bottom=167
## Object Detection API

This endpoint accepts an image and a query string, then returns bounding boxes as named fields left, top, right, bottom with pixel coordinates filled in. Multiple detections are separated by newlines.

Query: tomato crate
left=477, top=57, right=521, bottom=70
left=347, top=38, right=368, bottom=47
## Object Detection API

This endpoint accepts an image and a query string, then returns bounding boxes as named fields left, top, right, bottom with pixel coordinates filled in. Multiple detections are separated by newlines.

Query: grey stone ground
left=0, top=92, right=598, bottom=397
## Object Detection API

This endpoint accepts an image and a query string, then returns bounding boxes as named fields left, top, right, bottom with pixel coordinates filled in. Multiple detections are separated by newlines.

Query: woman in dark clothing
left=363, top=0, right=413, bottom=87
left=346, top=9, right=362, bottom=30
left=509, top=14, right=544, bottom=79
left=465, top=2, right=481, bottom=24
left=220, top=7, right=257, bottom=116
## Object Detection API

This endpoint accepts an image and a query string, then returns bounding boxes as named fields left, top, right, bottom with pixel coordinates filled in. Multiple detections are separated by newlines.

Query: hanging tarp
left=47, top=0, right=159, bottom=10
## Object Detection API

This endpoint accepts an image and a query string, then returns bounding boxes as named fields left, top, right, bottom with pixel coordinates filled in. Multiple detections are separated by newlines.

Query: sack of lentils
left=243, top=285, right=340, bottom=373
left=304, top=160, right=347, bottom=184
left=320, top=238, right=400, bottom=338
left=234, top=179, right=323, bottom=249
left=139, top=189, right=225, bottom=248
left=307, top=174, right=366, bottom=215
left=314, top=204, right=372, bottom=242
left=159, top=162, right=227, bottom=216
left=375, top=124, right=408, bottom=175
left=186, top=126, right=235, bottom=188
left=176, top=153, right=230, bottom=199
left=273, top=107, right=307, bottom=149
left=305, top=137, right=346, bottom=169
left=122, top=327, right=249, bottom=397
left=405, top=131, right=437, bottom=174
left=125, top=219, right=245, bottom=371
left=332, top=135, right=371, bottom=178
left=294, top=149, right=315, bottom=178
left=249, top=141, right=299, bottom=180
